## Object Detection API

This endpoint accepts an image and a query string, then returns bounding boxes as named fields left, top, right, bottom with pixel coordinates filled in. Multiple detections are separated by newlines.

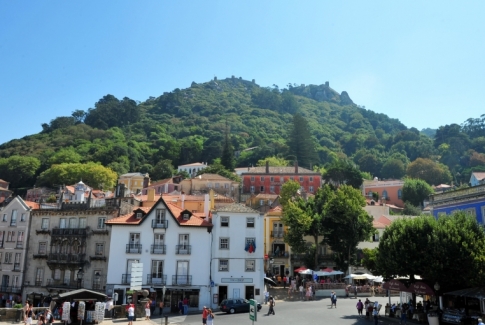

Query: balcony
left=121, top=274, right=131, bottom=284
left=51, top=228, right=87, bottom=236
left=36, top=229, right=50, bottom=235
left=270, top=231, right=285, bottom=238
left=35, top=280, right=42, bottom=286
left=33, top=253, right=48, bottom=259
left=92, top=283, right=103, bottom=290
left=147, top=274, right=167, bottom=285
left=46, top=279, right=80, bottom=289
left=172, top=275, right=192, bottom=286
left=0, top=286, right=21, bottom=293
left=151, top=245, right=166, bottom=254
left=13, top=263, right=20, bottom=271
left=268, top=251, right=289, bottom=258
left=151, top=220, right=168, bottom=229
left=175, top=245, right=191, bottom=255
left=48, top=253, right=85, bottom=263
left=126, top=244, right=142, bottom=254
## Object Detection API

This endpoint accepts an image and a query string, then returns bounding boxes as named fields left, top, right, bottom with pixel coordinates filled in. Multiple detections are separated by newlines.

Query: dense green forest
left=0, top=76, right=484, bottom=192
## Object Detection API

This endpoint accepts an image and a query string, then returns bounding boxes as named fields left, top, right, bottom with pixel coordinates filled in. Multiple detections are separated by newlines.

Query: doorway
left=245, top=286, right=254, bottom=300
left=218, top=286, right=227, bottom=304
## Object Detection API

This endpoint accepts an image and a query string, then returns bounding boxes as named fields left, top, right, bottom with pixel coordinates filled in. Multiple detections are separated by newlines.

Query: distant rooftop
left=214, top=204, right=259, bottom=214
left=242, top=166, right=318, bottom=175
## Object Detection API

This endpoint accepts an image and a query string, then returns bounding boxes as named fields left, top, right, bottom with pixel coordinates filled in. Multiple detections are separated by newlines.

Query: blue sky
left=1, top=1, right=484, bottom=144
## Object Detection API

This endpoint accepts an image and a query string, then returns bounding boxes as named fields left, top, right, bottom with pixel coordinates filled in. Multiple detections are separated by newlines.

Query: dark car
left=220, top=298, right=262, bottom=314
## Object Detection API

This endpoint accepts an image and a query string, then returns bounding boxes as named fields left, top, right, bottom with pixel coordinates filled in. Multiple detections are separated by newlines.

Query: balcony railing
left=33, top=253, right=48, bottom=259
left=151, top=220, right=168, bottom=229
left=92, top=283, right=102, bottom=290
left=172, top=275, right=192, bottom=286
left=13, top=263, right=20, bottom=271
left=126, top=244, right=142, bottom=253
left=51, top=228, right=87, bottom=236
left=48, top=253, right=85, bottom=263
left=121, top=274, right=131, bottom=284
left=270, top=231, right=285, bottom=238
left=35, top=280, right=42, bottom=286
left=151, top=245, right=166, bottom=254
left=147, top=274, right=167, bottom=285
left=46, top=279, right=81, bottom=289
left=268, top=251, right=289, bottom=258
left=175, top=245, right=191, bottom=255
left=0, top=286, right=21, bottom=293
left=16, top=242, right=23, bottom=249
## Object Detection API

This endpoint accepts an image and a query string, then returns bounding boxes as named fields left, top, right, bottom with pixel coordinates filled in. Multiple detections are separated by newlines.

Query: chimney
left=181, top=193, right=185, bottom=209
left=266, top=161, right=269, bottom=174
left=295, top=160, right=299, bottom=174
left=164, top=183, right=168, bottom=193
left=147, top=188, right=155, bottom=202
left=143, top=174, right=150, bottom=188
left=204, top=194, right=209, bottom=217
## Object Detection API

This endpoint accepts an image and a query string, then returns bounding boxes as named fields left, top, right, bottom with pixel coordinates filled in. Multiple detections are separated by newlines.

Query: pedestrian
left=178, top=299, right=183, bottom=315
left=183, top=297, right=189, bottom=315
left=105, top=298, right=113, bottom=318
left=356, top=299, right=363, bottom=316
left=364, top=300, right=369, bottom=319
left=354, top=285, right=358, bottom=298
left=283, top=276, right=287, bottom=289
left=330, top=291, right=337, bottom=308
left=478, top=318, right=484, bottom=325
left=264, top=290, right=269, bottom=304
left=400, top=303, right=408, bottom=325
left=299, top=284, right=304, bottom=300
left=373, top=307, right=379, bottom=325
left=127, top=303, right=135, bottom=325
left=368, top=301, right=374, bottom=320
left=37, top=314, right=46, bottom=325
left=202, top=306, right=208, bottom=324
left=206, top=308, right=215, bottom=325
left=25, top=303, right=33, bottom=325
left=45, top=309, right=53, bottom=325
left=145, top=299, right=151, bottom=320
left=267, top=295, right=275, bottom=315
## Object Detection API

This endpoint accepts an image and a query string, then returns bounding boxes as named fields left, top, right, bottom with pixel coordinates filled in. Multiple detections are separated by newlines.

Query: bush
left=13, top=304, right=23, bottom=309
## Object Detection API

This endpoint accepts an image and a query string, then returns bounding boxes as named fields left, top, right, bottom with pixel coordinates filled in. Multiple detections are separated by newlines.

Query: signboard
left=221, top=278, right=253, bottom=283
left=130, top=263, right=143, bottom=291
left=249, top=299, right=257, bottom=322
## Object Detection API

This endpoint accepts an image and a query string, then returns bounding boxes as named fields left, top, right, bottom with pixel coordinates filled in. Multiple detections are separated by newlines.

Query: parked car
left=220, top=298, right=262, bottom=314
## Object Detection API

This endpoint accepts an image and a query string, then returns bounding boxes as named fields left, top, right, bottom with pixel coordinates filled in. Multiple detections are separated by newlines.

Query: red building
left=241, top=162, right=321, bottom=195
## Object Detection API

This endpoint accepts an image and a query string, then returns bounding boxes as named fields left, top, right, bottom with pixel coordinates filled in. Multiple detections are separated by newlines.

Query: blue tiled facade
left=429, top=184, right=485, bottom=224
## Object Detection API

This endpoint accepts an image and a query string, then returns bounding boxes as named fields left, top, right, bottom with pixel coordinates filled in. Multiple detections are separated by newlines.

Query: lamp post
left=94, top=271, right=101, bottom=290
left=77, top=267, right=84, bottom=289
left=434, top=282, right=443, bottom=310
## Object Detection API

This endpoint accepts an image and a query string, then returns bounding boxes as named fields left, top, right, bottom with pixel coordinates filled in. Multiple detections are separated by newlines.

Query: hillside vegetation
left=0, top=77, right=484, bottom=191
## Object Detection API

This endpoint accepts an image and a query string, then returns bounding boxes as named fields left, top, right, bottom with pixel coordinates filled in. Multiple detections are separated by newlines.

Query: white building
left=177, top=162, right=208, bottom=178
left=210, top=204, right=264, bottom=308
left=0, top=197, right=37, bottom=305
left=105, top=196, right=213, bottom=312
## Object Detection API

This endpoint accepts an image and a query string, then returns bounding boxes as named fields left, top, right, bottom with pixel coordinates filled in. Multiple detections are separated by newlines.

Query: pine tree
left=286, top=114, right=318, bottom=169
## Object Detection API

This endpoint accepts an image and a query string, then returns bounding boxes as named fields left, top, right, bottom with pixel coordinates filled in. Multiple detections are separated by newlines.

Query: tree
left=0, top=155, right=41, bottom=190
left=380, top=158, right=406, bottom=179
left=361, top=248, right=378, bottom=275
left=406, top=158, right=452, bottom=185
left=286, top=114, right=318, bottom=169
left=151, top=160, right=174, bottom=180
left=357, top=153, right=381, bottom=177
left=279, top=180, right=301, bottom=208
left=48, top=147, right=82, bottom=165
left=323, top=160, right=363, bottom=189
left=322, top=185, right=375, bottom=272
left=256, top=156, right=290, bottom=167
left=401, top=178, right=434, bottom=207
left=221, top=125, right=235, bottom=171
left=36, top=162, right=117, bottom=189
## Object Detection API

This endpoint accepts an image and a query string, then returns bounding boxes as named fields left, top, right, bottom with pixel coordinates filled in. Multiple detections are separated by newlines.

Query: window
left=35, top=268, right=44, bottom=285
left=59, top=218, right=66, bottom=229
left=260, top=177, right=265, bottom=181
left=53, top=269, right=61, bottom=280
left=95, top=243, right=104, bottom=256
left=260, top=186, right=264, bottom=192
left=299, top=177, right=304, bottom=182
left=259, top=199, right=264, bottom=206
left=250, top=176, right=255, bottom=182
left=245, top=259, right=255, bottom=272
left=4, top=253, right=12, bottom=264
left=97, top=217, right=106, bottom=229
left=246, top=217, right=255, bottom=228
left=215, top=183, right=220, bottom=188
left=382, top=190, right=388, bottom=200
left=0, top=231, right=4, bottom=246
left=224, top=183, right=229, bottom=189
left=219, top=238, right=229, bottom=249
left=182, top=213, right=190, bottom=220
left=10, top=210, right=17, bottom=226
left=482, top=206, right=485, bottom=224
left=219, top=259, right=229, bottom=272
left=221, top=217, right=229, bottom=227
left=79, top=217, right=86, bottom=228
left=136, top=212, right=142, bottom=219
left=151, top=260, right=164, bottom=279
left=270, top=186, right=275, bottom=193
left=397, top=189, right=402, bottom=199
left=156, top=209, right=166, bottom=222
left=290, top=177, right=294, bottom=181
left=17, top=231, right=24, bottom=246
left=130, top=233, right=140, bottom=245
left=14, top=253, right=21, bottom=264
left=466, top=208, right=476, bottom=217
left=373, top=233, right=380, bottom=242
left=309, top=177, right=313, bottom=182
left=69, top=218, right=78, bottom=228
left=20, top=214, right=26, bottom=222
left=280, top=177, right=284, bottom=182
left=38, top=242, right=47, bottom=255
left=207, top=183, right=212, bottom=188
left=309, top=186, right=314, bottom=193
left=63, top=270, right=71, bottom=285
left=7, top=231, right=14, bottom=242
left=2, top=214, right=6, bottom=222
left=250, top=186, right=255, bottom=193
left=154, top=233, right=164, bottom=245
left=41, top=218, right=49, bottom=230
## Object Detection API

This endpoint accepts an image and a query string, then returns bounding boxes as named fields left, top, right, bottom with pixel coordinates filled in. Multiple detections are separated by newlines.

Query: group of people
left=201, top=306, right=215, bottom=325
left=355, top=299, right=381, bottom=325
left=23, top=300, right=55, bottom=325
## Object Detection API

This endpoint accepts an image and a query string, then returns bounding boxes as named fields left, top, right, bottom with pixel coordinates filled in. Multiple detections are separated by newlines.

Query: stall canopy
left=299, top=269, right=313, bottom=275
left=320, top=267, right=334, bottom=273
left=445, top=287, right=485, bottom=299
left=294, top=266, right=307, bottom=273
left=344, top=273, right=375, bottom=280
left=56, top=289, right=107, bottom=301
left=382, top=280, right=435, bottom=296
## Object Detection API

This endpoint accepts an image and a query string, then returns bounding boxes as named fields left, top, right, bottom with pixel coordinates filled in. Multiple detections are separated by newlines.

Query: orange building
left=362, top=179, right=405, bottom=208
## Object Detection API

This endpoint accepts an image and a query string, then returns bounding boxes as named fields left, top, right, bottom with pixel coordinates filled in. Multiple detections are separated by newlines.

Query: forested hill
left=1, top=76, right=484, bottom=191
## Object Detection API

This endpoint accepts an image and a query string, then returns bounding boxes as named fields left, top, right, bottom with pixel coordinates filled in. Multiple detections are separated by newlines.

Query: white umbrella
left=299, top=269, right=313, bottom=275
left=344, top=273, right=376, bottom=280
left=315, top=271, right=331, bottom=276
left=328, top=270, right=344, bottom=275
left=372, top=276, right=384, bottom=283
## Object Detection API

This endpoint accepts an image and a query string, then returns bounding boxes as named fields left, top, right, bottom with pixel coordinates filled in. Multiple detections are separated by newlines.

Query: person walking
left=178, top=299, right=183, bottom=315
left=356, top=299, right=363, bottom=316
left=267, top=295, right=275, bottom=316
left=330, top=291, right=337, bottom=308
left=299, top=284, right=304, bottom=300
left=354, top=285, right=358, bottom=298
left=145, top=299, right=151, bottom=320
left=202, top=306, right=208, bottom=324
left=127, top=303, right=135, bottom=325
left=373, top=307, right=379, bottom=325
left=400, top=303, right=408, bottom=325
left=264, top=290, right=269, bottom=304
left=206, top=309, right=215, bottom=325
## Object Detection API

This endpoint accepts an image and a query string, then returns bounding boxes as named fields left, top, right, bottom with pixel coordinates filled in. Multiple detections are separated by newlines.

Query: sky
left=1, top=1, right=484, bottom=144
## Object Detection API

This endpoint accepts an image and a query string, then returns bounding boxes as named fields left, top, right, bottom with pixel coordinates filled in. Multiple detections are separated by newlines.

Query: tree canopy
left=401, top=178, right=434, bottom=208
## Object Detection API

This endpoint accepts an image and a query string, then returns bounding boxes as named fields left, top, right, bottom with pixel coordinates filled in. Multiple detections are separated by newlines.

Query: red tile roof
left=105, top=207, right=152, bottom=225
left=24, top=201, right=40, bottom=209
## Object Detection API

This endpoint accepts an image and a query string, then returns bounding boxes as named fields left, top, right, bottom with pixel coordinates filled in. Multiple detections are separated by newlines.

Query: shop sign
left=221, top=278, right=253, bottom=283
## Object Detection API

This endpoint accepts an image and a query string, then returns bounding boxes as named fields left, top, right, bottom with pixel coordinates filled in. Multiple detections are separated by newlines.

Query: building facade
left=105, top=197, right=213, bottom=311
left=263, top=206, right=291, bottom=277
left=118, top=173, right=150, bottom=195
left=211, top=204, right=264, bottom=308
left=179, top=174, right=240, bottom=201
left=241, top=163, right=321, bottom=196
left=0, top=197, right=37, bottom=306
left=177, top=162, right=208, bottom=178
left=362, top=179, right=405, bottom=208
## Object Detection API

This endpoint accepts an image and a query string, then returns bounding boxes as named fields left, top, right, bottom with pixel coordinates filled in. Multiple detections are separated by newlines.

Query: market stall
left=55, top=289, right=107, bottom=324
left=443, top=287, right=485, bottom=325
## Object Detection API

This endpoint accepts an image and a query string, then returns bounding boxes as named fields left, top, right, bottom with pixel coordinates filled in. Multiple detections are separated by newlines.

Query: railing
left=0, top=286, right=21, bottom=293
left=430, top=183, right=485, bottom=204
left=151, top=245, right=166, bottom=254
left=16, top=242, right=23, bottom=249
left=48, top=253, right=85, bottom=263
left=10, top=221, right=16, bottom=227
left=147, top=274, right=167, bottom=285
left=126, top=244, right=142, bottom=253
left=51, top=228, right=87, bottom=236
left=46, top=279, right=81, bottom=288
left=92, top=283, right=102, bottom=290
left=33, top=253, right=48, bottom=259
left=270, top=231, right=285, bottom=238
left=268, top=251, right=289, bottom=258
left=13, top=263, right=20, bottom=271
left=151, top=220, right=168, bottom=229
left=175, top=245, right=191, bottom=255
left=121, top=274, right=131, bottom=284
left=35, top=280, right=42, bottom=286
left=172, top=275, right=192, bottom=286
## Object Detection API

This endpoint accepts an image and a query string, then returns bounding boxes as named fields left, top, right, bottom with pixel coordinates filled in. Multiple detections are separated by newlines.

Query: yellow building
left=118, top=172, right=150, bottom=195
left=263, top=206, right=291, bottom=277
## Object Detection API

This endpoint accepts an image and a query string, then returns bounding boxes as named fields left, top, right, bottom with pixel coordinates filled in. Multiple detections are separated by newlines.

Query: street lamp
left=433, top=282, right=440, bottom=291
left=161, top=286, right=166, bottom=315
left=94, top=271, right=101, bottom=290
left=77, top=267, right=84, bottom=289
left=434, top=282, right=443, bottom=310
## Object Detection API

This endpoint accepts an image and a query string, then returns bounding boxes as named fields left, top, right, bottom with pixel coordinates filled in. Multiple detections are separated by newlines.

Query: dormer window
left=183, top=213, right=190, bottom=220
left=136, top=212, right=142, bottom=219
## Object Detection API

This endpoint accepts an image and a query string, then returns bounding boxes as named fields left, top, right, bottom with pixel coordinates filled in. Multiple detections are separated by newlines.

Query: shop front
left=443, top=287, right=485, bottom=325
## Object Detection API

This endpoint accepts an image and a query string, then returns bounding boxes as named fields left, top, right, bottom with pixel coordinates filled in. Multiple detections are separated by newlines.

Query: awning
left=445, top=287, right=485, bottom=299
left=382, top=279, right=411, bottom=292
left=382, top=280, right=436, bottom=295
left=344, top=273, right=376, bottom=280
left=56, top=289, right=107, bottom=301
